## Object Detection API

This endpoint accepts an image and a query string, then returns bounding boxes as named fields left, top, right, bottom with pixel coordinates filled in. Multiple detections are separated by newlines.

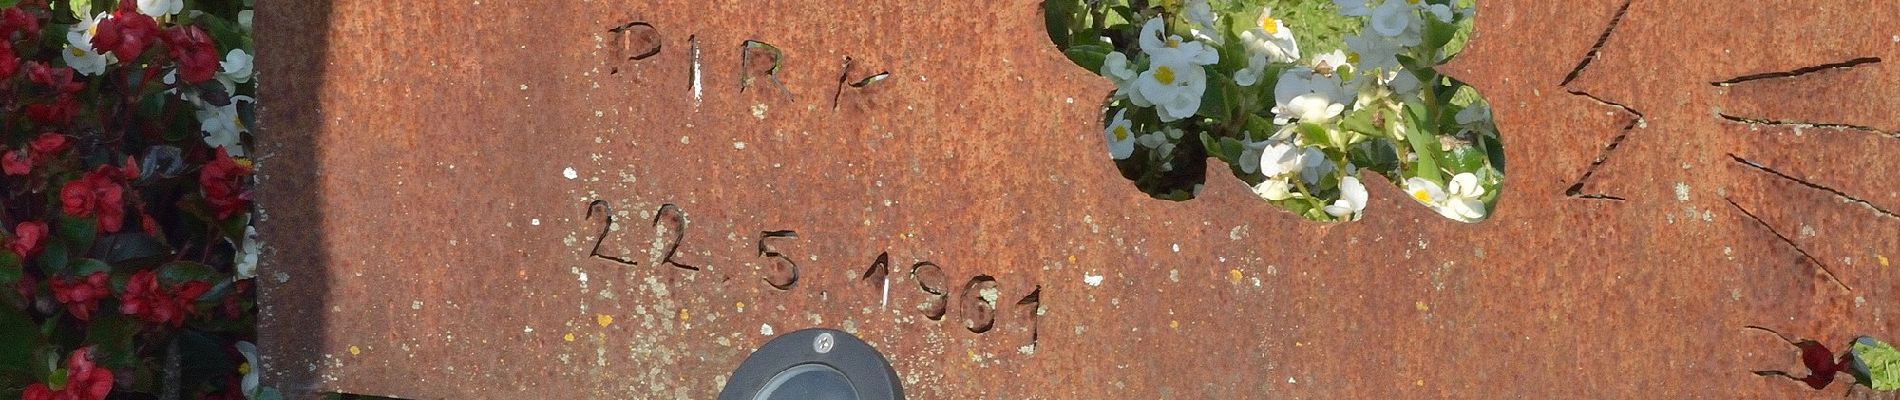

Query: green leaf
left=0, top=252, right=20, bottom=289
left=91, top=233, right=170, bottom=266
left=1296, top=123, right=1331, bottom=148
left=256, top=387, right=285, bottom=400
left=178, top=329, right=236, bottom=394
left=158, top=261, right=223, bottom=288
left=1340, top=108, right=1380, bottom=138
left=1423, top=17, right=1459, bottom=57
left=1401, top=102, right=1445, bottom=183
left=64, top=258, right=110, bottom=277
left=1062, top=44, right=1113, bottom=74
left=1482, top=131, right=1507, bottom=172
left=0, top=304, right=42, bottom=380
left=219, top=213, right=250, bottom=243
left=84, top=314, right=138, bottom=369
left=1197, top=69, right=1236, bottom=120
left=46, top=368, right=67, bottom=391
left=1044, top=0, right=1078, bottom=48
left=0, top=0, right=20, bottom=9
left=1853, top=337, right=1900, bottom=391
left=1348, top=142, right=1400, bottom=176
left=36, top=239, right=68, bottom=277
left=54, top=216, right=96, bottom=256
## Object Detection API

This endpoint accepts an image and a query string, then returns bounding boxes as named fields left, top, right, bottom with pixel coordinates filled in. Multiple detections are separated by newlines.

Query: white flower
left=221, top=49, right=254, bottom=83
left=198, top=96, right=252, bottom=157
left=1324, top=176, right=1368, bottom=220
left=1456, top=103, right=1492, bottom=126
left=1370, top=0, right=1421, bottom=40
left=1183, top=0, right=1222, bottom=44
left=1333, top=0, right=1375, bottom=17
left=1252, top=178, right=1296, bottom=201
left=1456, top=103, right=1496, bottom=137
left=1130, top=19, right=1218, bottom=121
left=1310, top=50, right=1350, bottom=75
left=1101, top=51, right=1137, bottom=87
left=233, top=225, right=260, bottom=279
left=1345, top=31, right=1406, bottom=72
left=1299, top=147, right=1332, bottom=184
left=1420, top=3, right=1454, bottom=22
left=239, top=10, right=254, bottom=33
left=1104, top=109, right=1135, bottom=160
left=237, top=341, right=260, bottom=398
left=1440, top=172, right=1488, bottom=221
left=1404, top=176, right=1447, bottom=206
left=1239, top=7, right=1300, bottom=64
left=1134, top=54, right=1210, bottom=122
left=1237, top=134, right=1270, bottom=173
left=62, top=45, right=110, bottom=76
left=1137, top=18, right=1219, bottom=65
left=1257, top=142, right=1305, bottom=177
left=138, top=0, right=183, bottom=17
left=68, top=12, right=108, bottom=51
left=1234, top=53, right=1268, bottom=87
left=1272, top=68, right=1348, bottom=124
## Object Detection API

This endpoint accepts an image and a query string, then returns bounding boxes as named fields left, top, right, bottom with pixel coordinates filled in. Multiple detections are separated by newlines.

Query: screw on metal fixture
left=813, top=332, right=835, bottom=354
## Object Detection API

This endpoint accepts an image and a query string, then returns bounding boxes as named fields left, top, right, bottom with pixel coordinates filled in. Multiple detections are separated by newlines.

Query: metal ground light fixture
left=718, top=328, right=904, bottom=400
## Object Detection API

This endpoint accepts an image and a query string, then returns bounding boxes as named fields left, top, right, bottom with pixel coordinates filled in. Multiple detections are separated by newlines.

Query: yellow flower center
left=69, top=48, right=84, bottom=57
left=1113, top=126, right=1130, bottom=141
left=1412, top=189, right=1432, bottom=202
left=1165, top=37, right=1180, bottom=48
left=238, top=362, right=251, bottom=376
left=1154, top=66, right=1176, bottom=85
left=1407, top=0, right=1420, bottom=4
left=1262, top=17, right=1279, bottom=35
left=1347, top=52, right=1362, bottom=64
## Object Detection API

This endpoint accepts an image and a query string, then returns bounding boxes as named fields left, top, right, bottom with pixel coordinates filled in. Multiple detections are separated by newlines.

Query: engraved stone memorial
left=256, top=0, right=1900, bottom=397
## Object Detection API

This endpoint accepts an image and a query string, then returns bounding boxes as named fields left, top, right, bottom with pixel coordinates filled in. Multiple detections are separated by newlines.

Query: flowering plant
left=1052, top=0, right=1504, bottom=222
left=0, top=0, right=266, bottom=398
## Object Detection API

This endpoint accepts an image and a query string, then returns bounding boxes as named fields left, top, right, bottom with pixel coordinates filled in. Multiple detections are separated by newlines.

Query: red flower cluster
left=21, top=348, right=112, bottom=400
left=200, top=148, right=251, bottom=220
left=7, top=220, right=46, bottom=258
left=0, top=7, right=38, bottom=78
left=90, top=2, right=160, bottom=62
left=118, top=270, right=209, bottom=327
left=163, top=25, right=218, bottom=84
left=4, top=132, right=68, bottom=176
left=60, top=165, right=132, bottom=233
left=24, top=63, right=85, bottom=126
left=51, top=272, right=109, bottom=321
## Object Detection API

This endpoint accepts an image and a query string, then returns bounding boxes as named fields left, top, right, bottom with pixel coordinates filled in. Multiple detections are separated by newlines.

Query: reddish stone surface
left=255, top=0, right=1900, bottom=398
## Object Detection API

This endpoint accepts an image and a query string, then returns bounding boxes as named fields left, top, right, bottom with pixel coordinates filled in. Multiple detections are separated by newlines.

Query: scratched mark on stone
left=1559, top=0, right=1641, bottom=201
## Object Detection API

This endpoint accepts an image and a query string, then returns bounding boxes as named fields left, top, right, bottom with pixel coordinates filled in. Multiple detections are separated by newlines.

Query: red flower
left=163, top=25, right=219, bottom=84
left=51, top=272, right=109, bottom=321
left=121, top=155, right=141, bottom=181
left=120, top=270, right=208, bottom=327
left=0, top=42, right=16, bottom=79
left=0, top=7, right=38, bottom=41
left=1, top=149, right=28, bottom=176
left=55, top=168, right=129, bottom=232
left=8, top=220, right=46, bottom=258
left=200, top=148, right=251, bottom=220
left=24, top=94, right=79, bottom=126
left=84, top=167, right=126, bottom=233
left=28, top=132, right=68, bottom=162
left=91, top=7, right=159, bottom=62
left=60, top=179, right=94, bottom=217
left=21, top=348, right=112, bottom=400
left=27, top=62, right=84, bottom=94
